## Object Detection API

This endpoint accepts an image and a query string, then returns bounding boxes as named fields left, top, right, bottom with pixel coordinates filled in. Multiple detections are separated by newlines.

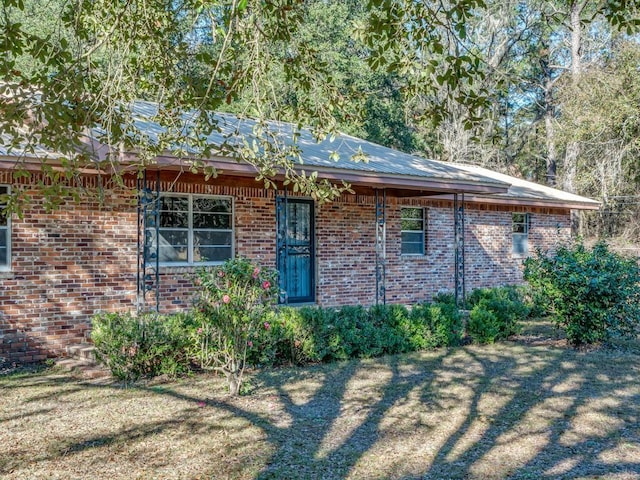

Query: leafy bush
left=467, top=306, right=500, bottom=344
left=524, top=241, right=640, bottom=346
left=193, top=257, right=279, bottom=395
left=245, top=301, right=463, bottom=367
left=92, top=312, right=195, bottom=382
left=466, top=286, right=529, bottom=342
left=464, top=286, right=530, bottom=344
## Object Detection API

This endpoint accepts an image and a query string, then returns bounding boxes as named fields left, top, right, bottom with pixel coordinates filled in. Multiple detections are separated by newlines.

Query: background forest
left=3, top=0, right=640, bottom=242
left=222, top=0, right=640, bottom=243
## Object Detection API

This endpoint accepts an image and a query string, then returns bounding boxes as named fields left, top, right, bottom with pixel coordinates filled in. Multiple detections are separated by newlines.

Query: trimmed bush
left=92, top=312, right=196, bottom=382
left=524, top=241, right=640, bottom=346
left=245, top=301, right=463, bottom=367
left=465, top=286, right=529, bottom=344
left=467, top=306, right=500, bottom=344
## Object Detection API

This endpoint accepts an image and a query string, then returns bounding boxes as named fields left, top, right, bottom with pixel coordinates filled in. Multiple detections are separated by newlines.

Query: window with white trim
left=148, top=194, right=233, bottom=265
left=0, top=185, right=9, bottom=271
left=401, top=207, right=426, bottom=255
left=512, top=213, right=530, bottom=256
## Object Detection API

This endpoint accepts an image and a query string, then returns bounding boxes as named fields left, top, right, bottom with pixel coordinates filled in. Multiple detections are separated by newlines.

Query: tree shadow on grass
left=407, top=343, right=640, bottom=479
left=4, top=330, right=640, bottom=479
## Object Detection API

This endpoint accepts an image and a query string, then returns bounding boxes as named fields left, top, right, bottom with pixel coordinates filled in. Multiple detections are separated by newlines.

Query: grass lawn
left=1, top=319, right=639, bottom=480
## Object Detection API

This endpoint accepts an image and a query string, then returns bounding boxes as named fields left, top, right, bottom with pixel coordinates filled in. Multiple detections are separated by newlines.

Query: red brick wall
left=0, top=171, right=571, bottom=364
left=0, top=174, right=138, bottom=364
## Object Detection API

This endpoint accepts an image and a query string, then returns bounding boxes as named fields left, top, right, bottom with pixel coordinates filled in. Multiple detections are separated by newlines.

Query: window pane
left=401, top=208, right=423, bottom=219
left=194, top=230, right=232, bottom=246
left=401, top=242, right=424, bottom=255
left=0, top=246, right=6, bottom=266
left=146, top=230, right=188, bottom=262
left=160, top=196, right=188, bottom=211
left=287, top=203, right=311, bottom=242
left=402, top=232, right=423, bottom=244
left=159, top=210, right=189, bottom=228
left=195, top=246, right=232, bottom=262
left=513, top=223, right=526, bottom=233
left=0, top=230, right=6, bottom=248
left=158, top=229, right=188, bottom=247
left=0, top=186, right=6, bottom=227
left=401, top=219, right=423, bottom=231
left=160, top=245, right=187, bottom=262
left=194, top=197, right=231, bottom=213
left=513, top=234, right=528, bottom=255
left=193, top=213, right=231, bottom=229
left=401, top=208, right=425, bottom=255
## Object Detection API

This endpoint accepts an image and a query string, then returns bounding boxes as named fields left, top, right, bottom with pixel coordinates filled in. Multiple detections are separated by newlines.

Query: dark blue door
left=277, top=198, right=315, bottom=303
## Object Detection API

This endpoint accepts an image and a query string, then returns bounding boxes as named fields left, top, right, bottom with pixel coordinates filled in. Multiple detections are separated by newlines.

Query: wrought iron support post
left=276, top=189, right=289, bottom=304
left=375, top=189, right=387, bottom=305
left=137, top=170, right=161, bottom=313
left=454, top=193, right=466, bottom=308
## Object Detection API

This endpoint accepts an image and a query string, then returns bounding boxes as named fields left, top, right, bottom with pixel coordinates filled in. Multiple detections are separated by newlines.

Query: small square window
left=512, top=213, right=530, bottom=256
left=401, top=207, right=426, bottom=255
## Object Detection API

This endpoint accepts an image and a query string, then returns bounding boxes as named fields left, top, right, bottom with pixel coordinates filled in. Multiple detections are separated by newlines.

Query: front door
left=276, top=197, right=315, bottom=303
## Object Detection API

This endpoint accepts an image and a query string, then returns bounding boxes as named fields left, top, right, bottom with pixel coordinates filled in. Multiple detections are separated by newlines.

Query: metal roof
left=1, top=100, right=600, bottom=209
left=128, top=101, right=507, bottom=190
left=450, top=164, right=601, bottom=209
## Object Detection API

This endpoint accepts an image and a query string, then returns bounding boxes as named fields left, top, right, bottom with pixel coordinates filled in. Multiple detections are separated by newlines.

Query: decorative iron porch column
left=453, top=193, right=466, bottom=308
left=137, top=170, right=161, bottom=313
left=375, top=189, right=387, bottom=305
left=275, top=189, right=289, bottom=304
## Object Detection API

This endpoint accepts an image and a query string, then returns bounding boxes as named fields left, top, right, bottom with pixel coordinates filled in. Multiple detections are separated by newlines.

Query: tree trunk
left=563, top=0, right=586, bottom=234
left=544, top=80, right=557, bottom=186
left=540, top=30, right=557, bottom=186
left=228, top=374, right=240, bottom=396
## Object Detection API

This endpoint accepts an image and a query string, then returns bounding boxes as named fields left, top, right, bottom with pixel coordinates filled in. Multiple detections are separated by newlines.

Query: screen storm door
left=277, top=198, right=315, bottom=303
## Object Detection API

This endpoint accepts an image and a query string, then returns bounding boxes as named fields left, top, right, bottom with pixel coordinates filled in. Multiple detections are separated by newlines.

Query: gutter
left=427, top=193, right=601, bottom=211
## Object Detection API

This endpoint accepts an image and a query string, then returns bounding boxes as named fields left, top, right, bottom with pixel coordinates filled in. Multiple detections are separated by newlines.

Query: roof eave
left=144, top=154, right=511, bottom=196
left=428, top=193, right=601, bottom=210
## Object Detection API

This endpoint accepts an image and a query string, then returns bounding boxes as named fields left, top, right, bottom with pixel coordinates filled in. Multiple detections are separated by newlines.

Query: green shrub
left=370, top=304, right=411, bottom=354
left=246, top=306, right=327, bottom=367
left=431, top=300, right=464, bottom=346
left=432, top=291, right=457, bottom=305
left=91, top=312, right=196, bottom=382
left=245, top=301, right=463, bottom=367
left=524, top=241, right=640, bottom=346
left=466, top=286, right=528, bottom=341
left=467, top=305, right=500, bottom=344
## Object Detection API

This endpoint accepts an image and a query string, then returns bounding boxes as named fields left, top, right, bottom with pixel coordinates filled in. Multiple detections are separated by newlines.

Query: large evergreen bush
left=524, top=241, right=640, bottom=346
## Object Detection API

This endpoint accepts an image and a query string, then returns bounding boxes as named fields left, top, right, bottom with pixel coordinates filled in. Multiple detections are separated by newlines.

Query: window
left=401, top=207, right=426, bottom=255
left=512, top=213, right=530, bottom=256
left=0, top=185, right=9, bottom=271
left=148, top=194, right=233, bottom=265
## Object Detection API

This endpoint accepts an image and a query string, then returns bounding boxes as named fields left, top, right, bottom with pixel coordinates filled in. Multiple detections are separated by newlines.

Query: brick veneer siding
left=0, top=171, right=571, bottom=364
left=0, top=174, right=138, bottom=364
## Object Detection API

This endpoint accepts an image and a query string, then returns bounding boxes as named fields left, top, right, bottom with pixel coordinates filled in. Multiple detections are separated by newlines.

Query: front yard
left=1, top=320, right=639, bottom=480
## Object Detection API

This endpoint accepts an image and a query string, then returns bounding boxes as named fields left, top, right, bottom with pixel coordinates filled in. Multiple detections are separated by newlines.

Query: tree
left=1, top=0, right=639, bottom=215
left=556, top=41, right=640, bottom=238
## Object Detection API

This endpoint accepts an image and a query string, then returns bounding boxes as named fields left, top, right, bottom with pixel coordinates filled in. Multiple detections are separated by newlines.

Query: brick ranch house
left=0, top=105, right=599, bottom=364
